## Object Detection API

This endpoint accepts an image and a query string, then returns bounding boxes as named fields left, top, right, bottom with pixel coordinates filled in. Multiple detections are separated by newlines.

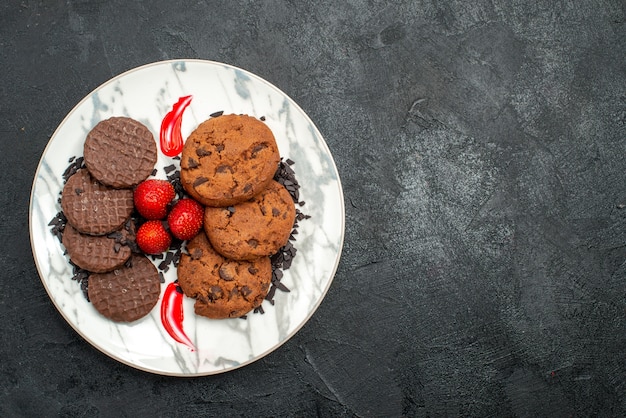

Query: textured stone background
left=2, top=0, right=625, bottom=416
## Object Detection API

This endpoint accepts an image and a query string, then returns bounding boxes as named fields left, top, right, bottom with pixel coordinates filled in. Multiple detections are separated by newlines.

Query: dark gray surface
left=2, top=0, right=625, bottom=416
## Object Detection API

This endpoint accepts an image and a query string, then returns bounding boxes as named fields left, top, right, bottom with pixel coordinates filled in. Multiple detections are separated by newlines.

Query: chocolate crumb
left=69, top=262, right=90, bottom=301
left=274, top=158, right=302, bottom=204
left=172, top=248, right=182, bottom=267
left=159, top=252, right=174, bottom=270
left=48, top=211, right=67, bottom=241
left=166, top=169, right=185, bottom=199
left=210, top=110, right=224, bottom=118
left=274, top=281, right=290, bottom=293
left=265, top=285, right=277, bottom=304
left=62, top=156, right=85, bottom=182
left=107, top=231, right=123, bottom=243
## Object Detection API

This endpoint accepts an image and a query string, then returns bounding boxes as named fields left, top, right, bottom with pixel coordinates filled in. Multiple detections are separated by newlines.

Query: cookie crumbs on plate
left=62, top=156, right=85, bottom=183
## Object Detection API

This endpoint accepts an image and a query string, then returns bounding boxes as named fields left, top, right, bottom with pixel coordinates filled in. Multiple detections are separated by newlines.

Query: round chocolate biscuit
left=88, top=255, right=161, bottom=322
left=61, top=169, right=134, bottom=236
left=204, top=180, right=296, bottom=261
left=180, top=114, right=280, bottom=207
left=62, top=221, right=134, bottom=273
left=84, top=116, right=157, bottom=188
left=177, top=231, right=271, bottom=319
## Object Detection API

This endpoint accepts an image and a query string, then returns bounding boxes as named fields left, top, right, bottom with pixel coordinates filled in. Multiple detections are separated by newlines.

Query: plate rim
left=28, top=58, right=345, bottom=376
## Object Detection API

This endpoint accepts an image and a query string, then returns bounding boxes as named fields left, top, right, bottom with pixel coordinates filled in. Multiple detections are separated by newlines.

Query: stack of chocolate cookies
left=60, top=117, right=161, bottom=322
left=178, top=114, right=297, bottom=319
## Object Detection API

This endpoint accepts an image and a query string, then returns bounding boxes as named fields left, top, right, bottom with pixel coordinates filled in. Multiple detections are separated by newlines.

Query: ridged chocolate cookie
left=62, top=221, right=134, bottom=273
left=87, top=255, right=161, bottom=322
left=84, top=116, right=157, bottom=188
left=180, top=114, right=280, bottom=207
left=177, top=231, right=271, bottom=319
left=61, top=169, right=134, bottom=236
left=204, top=180, right=296, bottom=261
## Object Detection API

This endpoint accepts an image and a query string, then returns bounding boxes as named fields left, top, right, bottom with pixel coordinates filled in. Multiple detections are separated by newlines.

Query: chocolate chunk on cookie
left=61, top=169, right=134, bottom=236
left=180, top=114, right=280, bottom=207
left=177, top=231, right=271, bottom=319
left=88, top=255, right=161, bottom=322
left=62, top=221, right=134, bottom=273
left=204, top=180, right=296, bottom=261
left=84, top=116, right=157, bottom=188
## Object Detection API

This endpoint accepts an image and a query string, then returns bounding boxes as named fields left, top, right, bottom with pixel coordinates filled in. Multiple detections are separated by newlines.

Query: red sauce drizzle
left=160, top=95, right=193, bottom=157
left=161, top=282, right=195, bottom=351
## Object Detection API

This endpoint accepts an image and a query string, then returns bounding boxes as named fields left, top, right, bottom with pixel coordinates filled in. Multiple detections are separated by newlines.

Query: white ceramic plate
left=29, top=60, right=344, bottom=376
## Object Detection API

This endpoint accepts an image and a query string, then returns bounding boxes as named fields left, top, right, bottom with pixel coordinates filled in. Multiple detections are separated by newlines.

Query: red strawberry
left=136, top=220, right=172, bottom=254
left=167, top=198, right=204, bottom=240
left=134, top=179, right=176, bottom=220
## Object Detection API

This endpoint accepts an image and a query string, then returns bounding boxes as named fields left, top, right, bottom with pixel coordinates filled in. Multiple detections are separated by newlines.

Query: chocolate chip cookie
left=180, top=114, right=280, bottom=207
left=177, top=230, right=271, bottom=319
left=204, top=180, right=296, bottom=261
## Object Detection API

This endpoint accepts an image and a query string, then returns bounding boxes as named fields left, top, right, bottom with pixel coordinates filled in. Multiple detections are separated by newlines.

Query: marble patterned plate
left=29, top=60, right=344, bottom=376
